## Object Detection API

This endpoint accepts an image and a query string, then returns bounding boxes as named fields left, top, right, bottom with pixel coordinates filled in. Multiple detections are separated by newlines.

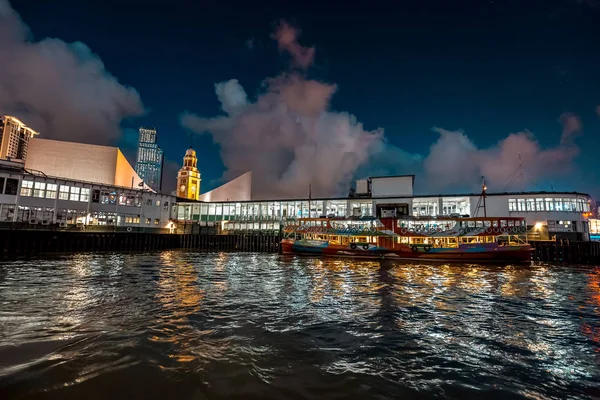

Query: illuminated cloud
left=271, top=20, right=315, bottom=69
left=182, top=20, right=583, bottom=197
left=181, top=76, right=386, bottom=199
left=0, top=0, right=143, bottom=144
left=423, top=127, right=580, bottom=192
left=559, top=112, right=582, bottom=143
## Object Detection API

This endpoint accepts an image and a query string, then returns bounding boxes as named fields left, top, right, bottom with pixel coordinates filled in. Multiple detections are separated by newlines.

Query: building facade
left=135, top=128, right=164, bottom=192
left=0, top=115, right=39, bottom=162
left=25, top=138, right=148, bottom=190
left=175, top=175, right=593, bottom=240
left=0, top=160, right=176, bottom=232
left=176, top=148, right=201, bottom=201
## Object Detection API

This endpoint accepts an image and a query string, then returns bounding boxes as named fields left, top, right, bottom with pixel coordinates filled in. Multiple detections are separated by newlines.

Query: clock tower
left=176, top=147, right=201, bottom=200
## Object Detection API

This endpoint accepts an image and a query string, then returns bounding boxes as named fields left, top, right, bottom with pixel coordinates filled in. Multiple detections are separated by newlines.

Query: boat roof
left=296, top=216, right=526, bottom=222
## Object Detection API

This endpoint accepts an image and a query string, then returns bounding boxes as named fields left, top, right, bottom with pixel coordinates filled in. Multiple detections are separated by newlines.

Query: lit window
left=154, top=219, right=160, bottom=225
left=156, top=200, right=161, bottom=206
left=535, top=198, right=544, bottom=211
left=508, top=199, right=517, bottom=211
left=69, top=187, right=80, bottom=201
left=545, top=198, right=554, bottom=211
left=45, top=183, right=57, bottom=199
left=517, top=199, right=526, bottom=211
left=584, top=201, right=590, bottom=212
left=555, top=198, right=563, bottom=211
left=145, top=217, right=151, bottom=224
left=33, top=182, right=46, bottom=198
left=563, top=199, right=573, bottom=212
left=80, top=188, right=90, bottom=202
left=526, top=198, right=535, bottom=211
left=20, top=180, right=33, bottom=196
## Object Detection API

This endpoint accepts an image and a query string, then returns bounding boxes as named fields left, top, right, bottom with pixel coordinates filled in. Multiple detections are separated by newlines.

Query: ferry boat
left=280, top=215, right=534, bottom=263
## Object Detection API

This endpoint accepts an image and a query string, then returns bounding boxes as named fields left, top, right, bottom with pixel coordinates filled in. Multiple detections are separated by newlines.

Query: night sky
left=5, top=0, right=600, bottom=198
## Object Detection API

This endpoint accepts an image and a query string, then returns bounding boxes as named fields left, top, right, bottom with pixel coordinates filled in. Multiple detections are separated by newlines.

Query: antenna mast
left=474, top=176, right=488, bottom=217
left=308, top=184, right=312, bottom=218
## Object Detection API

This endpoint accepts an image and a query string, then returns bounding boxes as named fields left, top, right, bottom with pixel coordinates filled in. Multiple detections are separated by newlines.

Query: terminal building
left=175, top=174, right=593, bottom=241
left=0, top=147, right=175, bottom=232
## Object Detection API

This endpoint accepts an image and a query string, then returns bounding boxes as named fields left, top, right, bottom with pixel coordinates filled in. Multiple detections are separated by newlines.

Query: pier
left=0, top=230, right=282, bottom=260
left=1, top=229, right=599, bottom=264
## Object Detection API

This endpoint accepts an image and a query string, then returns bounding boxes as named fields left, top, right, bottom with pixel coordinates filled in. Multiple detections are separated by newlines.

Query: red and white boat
left=280, top=215, right=533, bottom=263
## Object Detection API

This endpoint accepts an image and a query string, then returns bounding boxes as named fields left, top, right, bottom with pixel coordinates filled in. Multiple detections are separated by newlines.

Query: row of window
left=0, top=205, right=163, bottom=226
left=21, top=181, right=90, bottom=202
left=19, top=180, right=170, bottom=209
left=176, top=200, right=372, bottom=221
left=508, top=198, right=590, bottom=213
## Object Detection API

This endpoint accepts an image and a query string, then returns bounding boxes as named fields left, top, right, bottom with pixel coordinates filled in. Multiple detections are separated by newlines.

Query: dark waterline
left=0, top=252, right=599, bottom=399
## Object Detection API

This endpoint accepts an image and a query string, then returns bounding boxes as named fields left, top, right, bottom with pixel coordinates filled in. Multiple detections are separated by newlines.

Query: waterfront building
left=175, top=175, right=593, bottom=241
left=0, top=115, right=39, bottom=162
left=24, top=138, right=150, bottom=190
left=135, top=128, right=164, bottom=192
left=0, top=159, right=175, bottom=231
left=176, top=148, right=201, bottom=201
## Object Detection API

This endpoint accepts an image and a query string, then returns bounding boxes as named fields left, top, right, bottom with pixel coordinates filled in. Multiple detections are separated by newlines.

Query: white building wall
left=370, top=176, right=414, bottom=198
left=25, top=138, right=118, bottom=185
left=200, top=171, right=251, bottom=202
left=478, top=193, right=590, bottom=227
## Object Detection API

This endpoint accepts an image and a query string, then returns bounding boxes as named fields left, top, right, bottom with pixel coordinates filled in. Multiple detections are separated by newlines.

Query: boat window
left=476, top=221, right=483, bottom=228
left=484, top=220, right=491, bottom=227
left=500, top=220, right=507, bottom=227
left=508, top=220, right=514, bottom=227
left=468, top=221, right=475, bottom=227
left=492, top=220, right=498, bottom=227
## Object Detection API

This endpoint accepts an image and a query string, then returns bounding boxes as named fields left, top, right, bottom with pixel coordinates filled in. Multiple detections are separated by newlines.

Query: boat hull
left=280, top=239, right=533, bottom=263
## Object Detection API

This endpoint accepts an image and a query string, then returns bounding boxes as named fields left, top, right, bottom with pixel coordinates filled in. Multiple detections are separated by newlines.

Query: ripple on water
left=0, top=253, right=599, bottom=399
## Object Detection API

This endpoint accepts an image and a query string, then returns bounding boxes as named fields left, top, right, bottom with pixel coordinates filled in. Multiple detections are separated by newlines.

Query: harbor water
left=0, top=252, right=599, bottom=399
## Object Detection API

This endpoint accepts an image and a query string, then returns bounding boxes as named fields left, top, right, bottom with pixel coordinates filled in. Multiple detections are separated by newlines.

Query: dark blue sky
left=9, top=0, right=600, bottom=196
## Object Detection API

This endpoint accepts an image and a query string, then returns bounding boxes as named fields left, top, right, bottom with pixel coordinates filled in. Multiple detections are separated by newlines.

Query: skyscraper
left=0, top=115, right=39, bottom=162
left=135, top=127, right=164, bottom=192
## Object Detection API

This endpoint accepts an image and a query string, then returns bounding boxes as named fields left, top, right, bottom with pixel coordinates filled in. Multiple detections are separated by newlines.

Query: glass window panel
left=80, top=188, right=90, bottom=202
left=59, top=185, right=70, bottom=200
left=555, top=198, right=563, bottom=211
left=69, top=187, right=80, bottom=201
left=20, top=180, right=33, bottom=196
left=33, top=182, right=46, bottom=198
left=535, top=198, right=544, bottom=211
left=45, top=183, right=57, bottom=199
left=526, top=198, right=535, bottom=211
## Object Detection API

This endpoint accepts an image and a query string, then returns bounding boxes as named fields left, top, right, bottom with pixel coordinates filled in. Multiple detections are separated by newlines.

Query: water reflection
left=0, top=253, right=599, bottom=399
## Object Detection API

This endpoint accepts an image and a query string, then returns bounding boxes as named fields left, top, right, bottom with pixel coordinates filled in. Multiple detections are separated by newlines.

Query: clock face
left=180, top=184, right=185, bottom=192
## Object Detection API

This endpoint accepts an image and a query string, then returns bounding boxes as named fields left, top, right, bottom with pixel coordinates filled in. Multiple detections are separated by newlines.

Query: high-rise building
left=135, top=127, right=164, bottom=192
left=176, top=147, right=201, bottom=200
left=0, top=115, right=39, bottom=162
